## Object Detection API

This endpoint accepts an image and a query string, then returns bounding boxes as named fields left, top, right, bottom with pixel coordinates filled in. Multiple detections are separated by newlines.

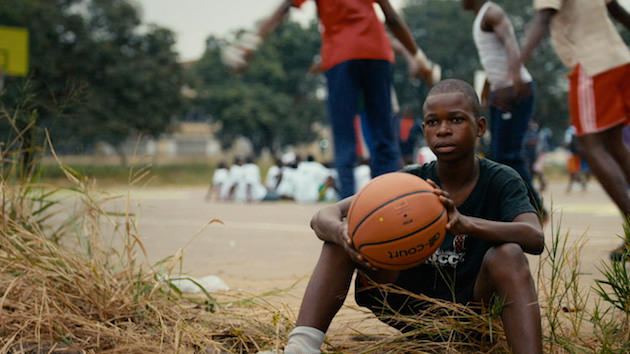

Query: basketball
left=347, top=172, right=447, bottom=270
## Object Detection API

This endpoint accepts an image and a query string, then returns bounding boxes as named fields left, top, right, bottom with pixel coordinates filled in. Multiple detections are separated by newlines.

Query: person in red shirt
left=238, top=0, right=438, bottom=199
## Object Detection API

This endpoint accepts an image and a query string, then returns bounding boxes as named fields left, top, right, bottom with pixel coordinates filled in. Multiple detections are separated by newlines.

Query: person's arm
left=520, top=8, right=557, bottom=64
left=310, top=197, right=376, bottom=269
left=257, top=0, right=294, bottom=38
left=481, top=79, right=491, bottom=107
left=377, top=0, right=439, bottom=85
left=428, top=180, right=545, bottom=255
left=391, top=37, right=420, bottom=78
left=608, top=0, right=630, bottom=32
left=483, top=5, right=525, bottom=94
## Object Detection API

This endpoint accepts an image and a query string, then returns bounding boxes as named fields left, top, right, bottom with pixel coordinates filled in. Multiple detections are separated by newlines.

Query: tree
left=188, top=21, right=324, bottom=156
left=0, top=0, right=183, bottom=164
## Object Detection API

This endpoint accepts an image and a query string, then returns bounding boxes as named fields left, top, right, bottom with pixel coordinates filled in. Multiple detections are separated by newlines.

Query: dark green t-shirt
left=396, top=157, right=536, bottom=303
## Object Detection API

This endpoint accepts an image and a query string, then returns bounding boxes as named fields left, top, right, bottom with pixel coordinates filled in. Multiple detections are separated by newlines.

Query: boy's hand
left=337, top=222, right=379, bottom=271
left=427, top=179, right=473, bottom=236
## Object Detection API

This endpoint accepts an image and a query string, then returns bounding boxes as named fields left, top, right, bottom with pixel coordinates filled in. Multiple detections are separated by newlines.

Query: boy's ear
left=476, top=116, right=487, bottom=137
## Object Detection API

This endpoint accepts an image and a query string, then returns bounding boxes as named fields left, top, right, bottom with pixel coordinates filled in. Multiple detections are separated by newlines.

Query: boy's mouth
left=434, top=144, right=456, bottom=153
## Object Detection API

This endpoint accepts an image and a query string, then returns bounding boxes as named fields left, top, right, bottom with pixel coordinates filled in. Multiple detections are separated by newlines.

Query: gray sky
left=134, top=0, right=630, bottom=62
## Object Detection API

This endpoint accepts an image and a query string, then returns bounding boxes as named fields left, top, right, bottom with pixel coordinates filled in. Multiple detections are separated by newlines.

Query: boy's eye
left=425, top=119, right=438, bottom=126
left=451, top=116, right=465, bottom=123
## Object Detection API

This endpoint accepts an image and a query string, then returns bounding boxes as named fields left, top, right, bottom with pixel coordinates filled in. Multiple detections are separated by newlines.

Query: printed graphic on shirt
left=425, top=234, right=468, bottom=268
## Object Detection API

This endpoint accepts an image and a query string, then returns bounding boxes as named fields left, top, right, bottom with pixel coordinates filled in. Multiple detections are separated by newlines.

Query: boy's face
left=422, top=92, right=486, bottom=162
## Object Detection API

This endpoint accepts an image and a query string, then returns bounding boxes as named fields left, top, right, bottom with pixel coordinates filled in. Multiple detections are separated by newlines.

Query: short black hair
left=425, top=79, right=481, bottom=118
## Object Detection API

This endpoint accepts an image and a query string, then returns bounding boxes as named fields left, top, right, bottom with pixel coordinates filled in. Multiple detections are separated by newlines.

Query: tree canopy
left=186, top=21, right=324, bottom=155
left=0, top=0, right=183, bottom=159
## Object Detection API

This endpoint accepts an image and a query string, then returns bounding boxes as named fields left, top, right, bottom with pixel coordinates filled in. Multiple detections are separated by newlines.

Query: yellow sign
left=0, top=26, right=29, bottom=76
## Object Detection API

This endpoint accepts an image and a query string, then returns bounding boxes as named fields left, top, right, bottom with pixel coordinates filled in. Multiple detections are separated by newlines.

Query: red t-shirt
left=292, top=0, right=394, bottom=70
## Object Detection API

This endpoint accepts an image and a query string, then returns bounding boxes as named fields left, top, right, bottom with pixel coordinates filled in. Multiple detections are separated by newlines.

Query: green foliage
left=0, top=0, right=183, bottom=156
left=188, top=21, right=325, bottom=155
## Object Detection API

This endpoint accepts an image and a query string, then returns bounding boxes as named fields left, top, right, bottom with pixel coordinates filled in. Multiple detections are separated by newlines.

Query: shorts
left=354, top=269, right=475, bottom=332
left=568, top=63, right=630, bottom=136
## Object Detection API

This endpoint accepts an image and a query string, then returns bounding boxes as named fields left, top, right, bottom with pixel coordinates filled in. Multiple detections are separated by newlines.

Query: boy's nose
left=436, top=121, right=451, bottom=135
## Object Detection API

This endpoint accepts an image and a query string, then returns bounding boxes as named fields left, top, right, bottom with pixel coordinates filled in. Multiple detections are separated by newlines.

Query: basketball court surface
left=103, top=180, right=626, bottom=338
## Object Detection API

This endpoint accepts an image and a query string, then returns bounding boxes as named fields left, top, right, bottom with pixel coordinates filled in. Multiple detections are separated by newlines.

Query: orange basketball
left=347, top=172, right=447, bottom=270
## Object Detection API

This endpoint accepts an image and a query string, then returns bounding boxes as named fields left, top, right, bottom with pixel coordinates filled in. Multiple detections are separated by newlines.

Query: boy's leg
left=473, top=243, right=542, bottom=354
left=295, top=242, right=356, bottom=332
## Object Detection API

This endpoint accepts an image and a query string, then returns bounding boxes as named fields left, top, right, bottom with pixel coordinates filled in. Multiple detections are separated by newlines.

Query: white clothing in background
left=354, top=165, right=371, bottom=194
left=294, top=161, right=330, bottom=203
left=276, top=166, right=297, bottom=199
left=265, top=165, right=282, bottom=191
left=241, top=163, right=267, bottom=202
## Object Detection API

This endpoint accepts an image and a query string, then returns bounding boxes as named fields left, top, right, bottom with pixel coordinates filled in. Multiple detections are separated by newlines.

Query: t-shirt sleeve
left=533, top=0, right=563, bottom=11
left=496, top=172, right=537, bottom=222
left=292, top=0, right=308, bottom=8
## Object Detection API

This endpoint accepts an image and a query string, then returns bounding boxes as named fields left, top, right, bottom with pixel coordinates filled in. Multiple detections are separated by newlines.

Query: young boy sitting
left=285, top=79, right=544, bottom=354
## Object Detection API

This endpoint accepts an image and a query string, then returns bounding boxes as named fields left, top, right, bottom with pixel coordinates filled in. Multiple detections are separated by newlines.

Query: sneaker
left=609, top=243, right=630, bottom=262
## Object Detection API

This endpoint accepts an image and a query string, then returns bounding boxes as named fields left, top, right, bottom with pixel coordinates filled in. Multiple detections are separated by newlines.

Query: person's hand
left=426, top=179, right=472, bottom=236
left=413, top=50, right=441, bottom=87
left=221, top=32, right=262, bottom=73
left=491, top=81, right=531, bottom=111
left=336, top=221, right=379, bottom=271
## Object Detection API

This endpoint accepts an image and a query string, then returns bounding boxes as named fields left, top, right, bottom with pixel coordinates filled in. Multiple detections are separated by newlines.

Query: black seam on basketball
left=350, top=190, right=435, bottom=239
left=348, top=173, right=386, bottom=226
left=356, top=208, right=446, bottom=250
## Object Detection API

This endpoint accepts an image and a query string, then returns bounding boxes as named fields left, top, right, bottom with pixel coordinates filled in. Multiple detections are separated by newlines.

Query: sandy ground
left=101, top=180, right=626, bottom=341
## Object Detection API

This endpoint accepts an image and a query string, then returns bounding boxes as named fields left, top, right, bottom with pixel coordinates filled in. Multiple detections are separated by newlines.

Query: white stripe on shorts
left=577, top=66, right=596, bottom=133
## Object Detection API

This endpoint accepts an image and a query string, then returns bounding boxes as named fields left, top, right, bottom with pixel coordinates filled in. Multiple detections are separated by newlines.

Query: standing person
left=231, top=0, right=440, bottom=199
left=521, top=0, right=630, bottom=261
left=282, top=79, right=543, bottom=353
left=462, top=0, right=546, bottom=218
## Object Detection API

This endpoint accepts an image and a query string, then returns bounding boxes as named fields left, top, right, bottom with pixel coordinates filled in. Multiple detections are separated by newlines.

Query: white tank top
left=473, top=1, right=532, bottom=90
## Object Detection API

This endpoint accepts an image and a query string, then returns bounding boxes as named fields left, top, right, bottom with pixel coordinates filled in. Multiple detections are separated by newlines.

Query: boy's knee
left=482, top=243, right=531, bottom=283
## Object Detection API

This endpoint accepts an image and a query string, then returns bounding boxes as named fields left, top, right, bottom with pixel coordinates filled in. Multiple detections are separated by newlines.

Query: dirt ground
left=108, top=180, right=626, bottom=341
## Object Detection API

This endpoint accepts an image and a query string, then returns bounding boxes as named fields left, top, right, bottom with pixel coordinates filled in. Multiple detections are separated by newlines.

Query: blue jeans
left=489, top=83, right=543, bottom=211
left=326, top=60, right=400, bottom=198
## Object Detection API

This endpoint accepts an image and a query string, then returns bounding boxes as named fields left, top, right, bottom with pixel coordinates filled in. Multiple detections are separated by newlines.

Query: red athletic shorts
left=568, top=63, right=630, bottom=136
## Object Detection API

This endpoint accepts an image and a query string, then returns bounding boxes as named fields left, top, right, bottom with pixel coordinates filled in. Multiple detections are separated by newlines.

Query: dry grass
left=1, top=115, right=629, bottom=353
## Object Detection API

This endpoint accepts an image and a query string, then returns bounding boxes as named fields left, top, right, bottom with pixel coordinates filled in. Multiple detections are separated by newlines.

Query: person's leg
left=326, top=61, right=360, bottom=199
left=489, top=89, right=544, bottom=214
left=295, top=242, right=356, bottom=331
left=360, top=60, right=400, bottom=178
left=576, top=125, right=630, bottom=216
left=569, top=63, right=630, bottom=216
left=473, top=243, right=542, bottom=354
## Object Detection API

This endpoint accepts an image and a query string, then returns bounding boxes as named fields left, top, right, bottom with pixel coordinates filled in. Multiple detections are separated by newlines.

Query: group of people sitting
left=205, top=154, right=373, bottom=204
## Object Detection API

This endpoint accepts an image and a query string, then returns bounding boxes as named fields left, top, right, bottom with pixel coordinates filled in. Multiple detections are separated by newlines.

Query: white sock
left=284, top=326, right=325, bottom=354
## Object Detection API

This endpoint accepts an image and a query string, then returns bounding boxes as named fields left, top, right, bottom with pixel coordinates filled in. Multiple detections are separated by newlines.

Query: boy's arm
left=453, top=212, right=544, bottom=255
left=428, top=180, right=544, bottom=255
left=608, top=0, right=630, bottom=32
left=483, top=5, right=525, bottom=95
left=520, top=8, right=557, bottom=64
left=310, top=197, right=352, bottom=244
left=310, top=197, right=376, bottom=269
